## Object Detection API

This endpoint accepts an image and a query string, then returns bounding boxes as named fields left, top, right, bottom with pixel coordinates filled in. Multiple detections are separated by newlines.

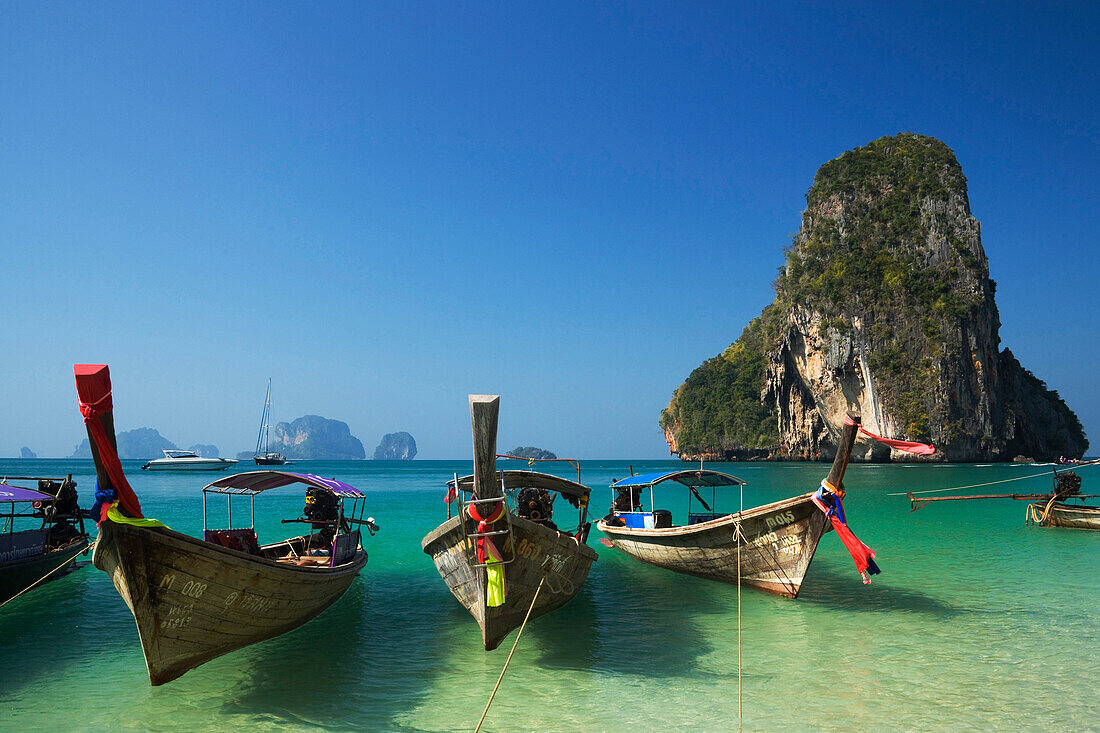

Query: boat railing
left=455, top=475, right=516, bottom=568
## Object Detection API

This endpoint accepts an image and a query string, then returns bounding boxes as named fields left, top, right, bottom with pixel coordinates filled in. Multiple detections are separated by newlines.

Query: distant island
left=506, top=446, right=557, bottom=460
left=20, top=447, right=36, bottom=459
left=238, top=415, right=365, bottom=460
left=70, top=428, right=224, bottom=460
left=373, top=432, right=417, bottom=460
left=661, top=133, right=1087, bottom=462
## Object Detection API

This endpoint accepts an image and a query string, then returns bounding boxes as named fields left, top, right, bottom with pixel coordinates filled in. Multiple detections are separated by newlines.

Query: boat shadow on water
left=206, top=570, right=455, bottom=729
left=530, top=555, right=731, bottom=677
left=796, top=563, right=963, bottom=618
left=0, top=568, right=147, bottom=696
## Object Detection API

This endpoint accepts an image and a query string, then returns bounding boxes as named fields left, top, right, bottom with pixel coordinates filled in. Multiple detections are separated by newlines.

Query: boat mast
left=255, top=379, right=272, bottom=457
left=470, top=395, right=501, bottom=501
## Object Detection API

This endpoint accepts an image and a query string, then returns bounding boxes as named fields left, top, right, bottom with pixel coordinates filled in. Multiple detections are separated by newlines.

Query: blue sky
left=2, top=2, right=1097, bottom=459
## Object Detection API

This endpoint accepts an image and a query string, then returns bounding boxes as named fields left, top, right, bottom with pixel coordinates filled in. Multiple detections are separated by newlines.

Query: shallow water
left=1, top=458, right=1097, bottom=731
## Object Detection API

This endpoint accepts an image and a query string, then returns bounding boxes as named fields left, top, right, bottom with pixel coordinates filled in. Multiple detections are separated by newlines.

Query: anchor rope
left=474, top=574, right=547, bottom=733
left=888, top=460, right=1100, bottom=496
left=737, top=484, right=743, bottom=733
left=0, top=539, right=96, bottom=611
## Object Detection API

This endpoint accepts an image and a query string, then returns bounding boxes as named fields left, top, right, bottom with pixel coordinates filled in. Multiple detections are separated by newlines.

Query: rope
left=1029, top=495, right=1060, bottom=526
left=474, top=574, right=547, bottom=733
left=886, top=462, right=1100, bottom=496
left=737, top=484, right=743, bottom=733
left=0, top=539, right=95, bottom=611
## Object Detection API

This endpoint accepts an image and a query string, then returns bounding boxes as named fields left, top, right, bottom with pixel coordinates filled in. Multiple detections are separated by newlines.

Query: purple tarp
left=0, top=484, right=54, bottom=503
left=203, top=471, right=364, bottom=497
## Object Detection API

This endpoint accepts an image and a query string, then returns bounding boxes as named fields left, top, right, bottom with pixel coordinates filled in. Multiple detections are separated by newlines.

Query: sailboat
left=254, top=379, right=287, bottom=466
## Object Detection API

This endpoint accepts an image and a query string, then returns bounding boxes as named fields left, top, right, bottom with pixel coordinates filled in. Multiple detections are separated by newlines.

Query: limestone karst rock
left=662, top=134, right=1087, bottom=462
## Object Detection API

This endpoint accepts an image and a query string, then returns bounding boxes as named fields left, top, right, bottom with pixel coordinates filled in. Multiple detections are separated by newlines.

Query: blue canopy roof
left=611, top=470, right=745, bottom=489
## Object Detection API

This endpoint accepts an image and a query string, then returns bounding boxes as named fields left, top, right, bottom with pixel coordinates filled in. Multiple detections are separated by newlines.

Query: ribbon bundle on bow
left=467, top=500, right=507, bottom=607
left=812, top=482, right=881, bottom=584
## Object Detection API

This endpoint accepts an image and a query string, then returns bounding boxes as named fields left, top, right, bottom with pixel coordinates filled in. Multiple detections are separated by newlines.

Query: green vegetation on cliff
left=660, top=306, right=782, bottom=455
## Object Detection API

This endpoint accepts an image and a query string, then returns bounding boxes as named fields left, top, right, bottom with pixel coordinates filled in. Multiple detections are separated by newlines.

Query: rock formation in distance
left=266, top=415, right=366, bottom=460
left=71, top=427, right=177, bottom=460
left=506, top=446, right=557, bottom=460
left=20, top=447, right=36, bottom=459
left=373, top=432, right=417, bottom=460
left=661, top=133, right=1087, bottom=462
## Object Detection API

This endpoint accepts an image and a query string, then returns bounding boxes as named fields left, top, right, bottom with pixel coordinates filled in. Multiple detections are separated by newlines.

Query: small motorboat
left=142, top=449, right=239, bottom=471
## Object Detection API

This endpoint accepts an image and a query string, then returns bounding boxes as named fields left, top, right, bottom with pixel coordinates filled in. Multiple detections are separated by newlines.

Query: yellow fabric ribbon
left=485, top=558, right=506, bottom=607
left=106, top=501, right=169, bottom=529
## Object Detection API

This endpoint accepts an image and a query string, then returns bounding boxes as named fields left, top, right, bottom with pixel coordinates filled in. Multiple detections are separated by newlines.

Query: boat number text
left=157, top=574, right=207, bottom=599
left=765, top=511, right=796, bottom=530
left=748, top=530, right=802, bottom=557
left=224, top=590, right=274, bottom=613
left=161, top=601, right=194, bottom=630
left=515, top=539, right=569, bottom=573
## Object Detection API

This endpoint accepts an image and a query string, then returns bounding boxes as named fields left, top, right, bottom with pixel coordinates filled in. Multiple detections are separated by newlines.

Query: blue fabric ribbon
left=90, top=478, right=117, bottom=524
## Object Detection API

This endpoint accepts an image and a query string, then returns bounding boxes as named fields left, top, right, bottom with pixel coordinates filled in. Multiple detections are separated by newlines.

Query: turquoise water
left=2, top=458, right=1098, bottom=731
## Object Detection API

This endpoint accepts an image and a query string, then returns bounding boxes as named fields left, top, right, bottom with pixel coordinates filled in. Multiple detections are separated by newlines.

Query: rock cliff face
left=271, top=415, right=366, bottom=460
left=20, top=447, right=36, bottom=459
left=662, top=134, right=1087, bottom=462
left=373, top=432, right=417, bottom=460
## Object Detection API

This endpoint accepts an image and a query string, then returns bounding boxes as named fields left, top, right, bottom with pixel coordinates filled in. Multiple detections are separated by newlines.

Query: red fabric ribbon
left=75, top=366, right=144, bottom=520
left=830, top=518, right=877, bottom=583
left=845, top=414, right=935, bottom=455
left=467, top=500, right=506, bottom=565
left=812, top=487, right=880, bottom=584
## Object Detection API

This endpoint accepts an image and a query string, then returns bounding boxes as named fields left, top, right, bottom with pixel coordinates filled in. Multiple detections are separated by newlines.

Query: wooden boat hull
left=597, top=492, right=829, bottom=598
left=93, top=519, right=366, bottom=685
left=422, top=514, right=597, bottom=651
left=1032, top=502, right=1100, bottom=530
left=0, top=537, right=89, bottom=603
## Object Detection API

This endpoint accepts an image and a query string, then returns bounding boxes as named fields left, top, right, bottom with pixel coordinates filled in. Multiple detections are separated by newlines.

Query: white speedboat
left=142, top=450, right=239, bottom=471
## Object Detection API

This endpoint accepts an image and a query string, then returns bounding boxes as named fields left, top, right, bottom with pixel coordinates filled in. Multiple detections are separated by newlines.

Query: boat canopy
left=203, top=471, right=364, bottom=498
left=611, top=470, right=746, bottom=489
left=0, top=483, right=55, bottom=503
left=449, top=470, right=591, bottom=500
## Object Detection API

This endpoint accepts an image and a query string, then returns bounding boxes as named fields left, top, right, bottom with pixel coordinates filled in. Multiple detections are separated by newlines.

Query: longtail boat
left=908, top=460, right=1100, bottom=530
left=597, top=413, right=876, bottom=598
left=422, top=395, right=598, bottom=650
left=0, top=475, right=89, bottom=604
left=75, top=364, right=375, bottom=685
